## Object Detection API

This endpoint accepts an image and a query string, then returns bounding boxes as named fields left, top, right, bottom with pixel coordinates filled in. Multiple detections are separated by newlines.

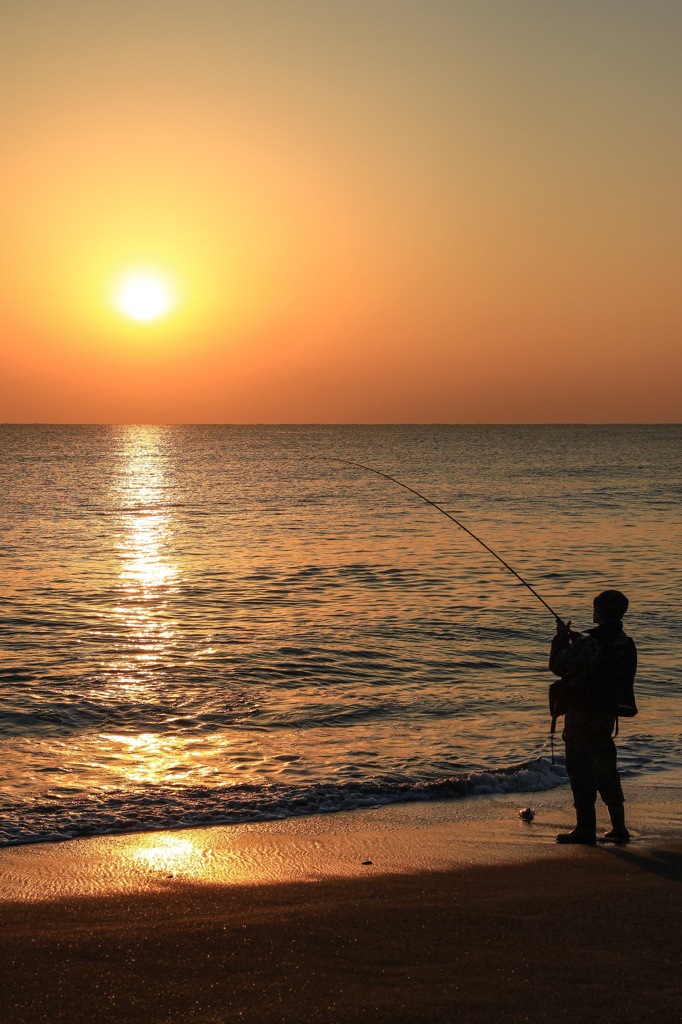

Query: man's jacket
left=549, top=622, right=637, bottom=717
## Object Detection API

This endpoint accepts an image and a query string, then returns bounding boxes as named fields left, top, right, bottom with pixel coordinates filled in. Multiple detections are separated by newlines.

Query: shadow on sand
left=603, top=842, right=682, bottom=881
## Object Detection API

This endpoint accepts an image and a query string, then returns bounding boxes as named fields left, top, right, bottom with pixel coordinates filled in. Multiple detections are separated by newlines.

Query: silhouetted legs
left=557, top=713, right=629, bottom=844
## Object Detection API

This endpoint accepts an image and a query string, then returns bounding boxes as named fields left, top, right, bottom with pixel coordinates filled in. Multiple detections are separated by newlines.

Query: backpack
left=602, top=630, right=639, bottom=722
left=548, top=629, right=638, bottom=739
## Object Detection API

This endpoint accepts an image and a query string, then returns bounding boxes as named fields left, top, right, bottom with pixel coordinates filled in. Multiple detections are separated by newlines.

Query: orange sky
left=1, top=1, right=681, bottom=422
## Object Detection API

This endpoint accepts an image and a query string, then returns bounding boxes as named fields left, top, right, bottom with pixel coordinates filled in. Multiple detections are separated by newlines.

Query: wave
left=0, top=757, right=567, bottom=848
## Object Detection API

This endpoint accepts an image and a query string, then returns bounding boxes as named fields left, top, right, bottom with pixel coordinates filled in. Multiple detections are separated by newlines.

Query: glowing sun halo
left=114, top=272, right=174, bottom=322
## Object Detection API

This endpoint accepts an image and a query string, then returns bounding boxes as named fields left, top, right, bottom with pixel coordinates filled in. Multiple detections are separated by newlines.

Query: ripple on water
left=0, top=425, right=680, bottom=844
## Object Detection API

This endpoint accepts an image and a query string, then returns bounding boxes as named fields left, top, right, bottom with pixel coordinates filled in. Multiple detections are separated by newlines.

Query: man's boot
left=556, top=803, right=597, bottom=845
left=602, top=802, right=630, bottom=843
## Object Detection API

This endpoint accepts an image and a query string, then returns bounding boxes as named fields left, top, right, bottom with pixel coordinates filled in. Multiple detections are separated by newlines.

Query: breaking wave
left=0, top=757, right=566, bottom=847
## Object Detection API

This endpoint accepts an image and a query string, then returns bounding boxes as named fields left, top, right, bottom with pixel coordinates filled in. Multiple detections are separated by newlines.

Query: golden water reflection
left=100, top=732, right=199, bottom=785
left=122, top=512, right=176, bottom=590
left=115, top=425, right=178, bottom=595
left=110, top=427, right=180, bottom=684
left=105, top=428, right=187, bottom=780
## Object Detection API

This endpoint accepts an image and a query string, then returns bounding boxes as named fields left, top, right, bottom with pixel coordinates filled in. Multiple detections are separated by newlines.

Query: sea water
left=0, top=424, right=680, bottom=846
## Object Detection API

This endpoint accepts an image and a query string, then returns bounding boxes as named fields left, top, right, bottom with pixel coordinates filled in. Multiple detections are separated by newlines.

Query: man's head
left=593, top=589, right=629, bottom=623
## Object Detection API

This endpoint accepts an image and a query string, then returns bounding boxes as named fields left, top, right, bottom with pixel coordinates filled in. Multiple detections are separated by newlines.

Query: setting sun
left=114, top=271, right=175, bottom=323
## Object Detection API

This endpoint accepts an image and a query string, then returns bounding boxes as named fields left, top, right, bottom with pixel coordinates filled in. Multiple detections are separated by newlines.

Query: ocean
left=1, top=424, right=680, bottom=847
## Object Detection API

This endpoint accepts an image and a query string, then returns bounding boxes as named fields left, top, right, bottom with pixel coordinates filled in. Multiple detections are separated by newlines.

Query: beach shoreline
left=2, top=780, right=681, bottom=901
left=2, top=783, right=681, bottom=1023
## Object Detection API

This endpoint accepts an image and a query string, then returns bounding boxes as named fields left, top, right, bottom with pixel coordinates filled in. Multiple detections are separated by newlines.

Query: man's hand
left=555, top=617, right=572, bottom=636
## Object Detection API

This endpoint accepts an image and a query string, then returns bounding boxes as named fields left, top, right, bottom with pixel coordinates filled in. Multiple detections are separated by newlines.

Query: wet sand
left=2, top=785, right=681, bottom=1023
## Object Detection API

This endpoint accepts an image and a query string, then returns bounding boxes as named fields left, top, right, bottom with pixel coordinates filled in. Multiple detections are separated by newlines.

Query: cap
left=593, top=590, right=629, bottom=621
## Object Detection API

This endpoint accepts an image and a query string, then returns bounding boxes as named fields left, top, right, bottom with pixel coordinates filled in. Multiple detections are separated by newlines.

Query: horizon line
left=0, top=421, right=680, bottom=428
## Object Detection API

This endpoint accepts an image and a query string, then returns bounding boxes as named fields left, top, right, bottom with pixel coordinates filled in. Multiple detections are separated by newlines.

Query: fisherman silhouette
left=549, top=590, right=637, bottom=845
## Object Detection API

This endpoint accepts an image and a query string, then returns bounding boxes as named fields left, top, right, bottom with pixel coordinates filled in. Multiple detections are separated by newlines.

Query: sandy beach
left=2, top=782, right=681, bottom=1023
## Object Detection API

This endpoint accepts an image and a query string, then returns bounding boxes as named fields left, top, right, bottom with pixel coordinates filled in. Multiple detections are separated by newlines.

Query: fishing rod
left=327, top=457, right=561, bottom=622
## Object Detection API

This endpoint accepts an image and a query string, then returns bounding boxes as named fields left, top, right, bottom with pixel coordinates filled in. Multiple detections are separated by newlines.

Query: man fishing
left=329, top=461, right=639, bottom=843
left=549, top=590, right=637, bottom=845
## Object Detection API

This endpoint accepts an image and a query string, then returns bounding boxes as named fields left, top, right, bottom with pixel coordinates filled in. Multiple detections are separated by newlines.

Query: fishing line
left=326, top=457, right=561, bottom=621
left=518, top=735, right=554, bottom=822
left=327, top=456, right=563, bottom=825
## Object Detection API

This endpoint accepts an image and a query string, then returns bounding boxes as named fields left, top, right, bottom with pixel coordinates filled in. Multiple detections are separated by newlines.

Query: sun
left=113, top=271, right=175, bottom=322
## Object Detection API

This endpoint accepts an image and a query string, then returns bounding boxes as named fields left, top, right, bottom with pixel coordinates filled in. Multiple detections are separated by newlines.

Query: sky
left=1, top=0, right=681, bottom=423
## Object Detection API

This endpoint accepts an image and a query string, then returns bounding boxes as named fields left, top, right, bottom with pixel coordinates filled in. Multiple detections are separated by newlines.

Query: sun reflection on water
left=110, top=427, right=180, bottom=679
left=103, top=428, right=193, bottom=780
left=99, top=732, right=197, bottom=785
left=122, top=512, right=177, bottom=590
left=115, top=426, right=178, bottom=593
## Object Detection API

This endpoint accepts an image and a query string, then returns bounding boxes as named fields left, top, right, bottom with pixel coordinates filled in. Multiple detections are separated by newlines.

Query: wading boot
left=556, top=804, right=597, bottom=845
left=602, top=802, right=630, bottom=843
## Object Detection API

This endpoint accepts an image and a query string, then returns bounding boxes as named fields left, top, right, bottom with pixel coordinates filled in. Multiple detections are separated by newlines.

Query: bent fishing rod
left=326, top=457, right=561, bottom=622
